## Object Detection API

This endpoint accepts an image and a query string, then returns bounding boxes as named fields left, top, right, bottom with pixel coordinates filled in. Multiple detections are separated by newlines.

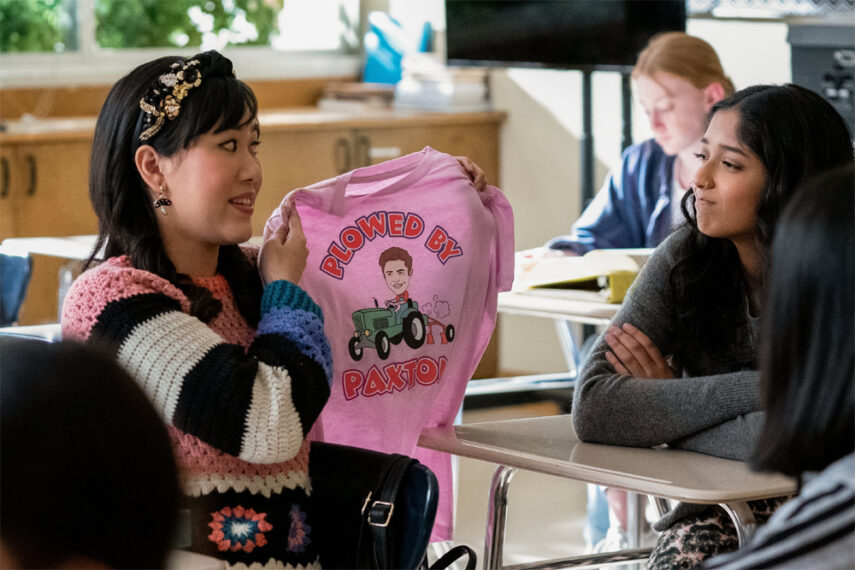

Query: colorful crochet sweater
left=61, top=252, right=332, bottom=570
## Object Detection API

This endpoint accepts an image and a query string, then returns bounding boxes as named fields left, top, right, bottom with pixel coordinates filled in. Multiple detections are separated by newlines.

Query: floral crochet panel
left=288, top=504, right=312, bottom=553
left=208, top=506, right=273, bottom=553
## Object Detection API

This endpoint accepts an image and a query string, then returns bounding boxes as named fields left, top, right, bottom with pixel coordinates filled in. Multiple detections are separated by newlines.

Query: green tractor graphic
left=348, top=298, right=431, bottom=361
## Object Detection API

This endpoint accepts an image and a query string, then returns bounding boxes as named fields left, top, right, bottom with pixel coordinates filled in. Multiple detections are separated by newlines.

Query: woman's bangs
left=179, top=78, right=258, bottom=146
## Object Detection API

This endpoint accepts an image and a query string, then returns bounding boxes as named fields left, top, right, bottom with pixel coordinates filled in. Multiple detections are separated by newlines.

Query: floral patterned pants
left=647, top=497, right=787, bottom=570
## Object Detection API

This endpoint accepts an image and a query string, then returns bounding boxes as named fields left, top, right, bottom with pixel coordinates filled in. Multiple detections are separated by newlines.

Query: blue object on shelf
left=418, top=22, right=433, bottom=52
left=363, top=12, right=432, bottom=85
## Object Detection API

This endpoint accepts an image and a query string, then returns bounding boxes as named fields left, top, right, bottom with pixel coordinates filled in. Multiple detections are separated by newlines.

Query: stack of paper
left=394, top=55, right=490, bottom=112
left=317, top=82, right=395, bottom=112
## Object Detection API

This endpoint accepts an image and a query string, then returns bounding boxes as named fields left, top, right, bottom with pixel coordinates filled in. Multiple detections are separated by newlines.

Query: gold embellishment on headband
left=138, top=59, right=203, bottom=142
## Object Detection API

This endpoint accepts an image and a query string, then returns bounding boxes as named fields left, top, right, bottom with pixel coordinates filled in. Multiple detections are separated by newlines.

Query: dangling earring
left=154, top=184, right=172, bottom=215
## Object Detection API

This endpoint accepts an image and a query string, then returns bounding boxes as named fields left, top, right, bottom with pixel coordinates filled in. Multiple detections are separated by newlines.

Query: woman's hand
left=604, top=323, right=676, bottom=379
left=259, top=208, right=308, bottom=285
left=456, top=156, right=488, bottom=192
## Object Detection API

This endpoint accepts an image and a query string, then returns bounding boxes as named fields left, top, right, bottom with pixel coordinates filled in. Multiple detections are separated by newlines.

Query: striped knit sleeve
left=704, top=482, right=855, bottom=569
left=238, top=279, right=332, bottom=462
left=61, top=265, right=331, bottom=464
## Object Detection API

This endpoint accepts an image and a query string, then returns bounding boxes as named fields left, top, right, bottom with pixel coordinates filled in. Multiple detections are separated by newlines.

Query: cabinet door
left=0, top=145, right=16, bottom=240
left=253, top=129, right=350, bottom=234
left=14, top=141, right=96, bottom=237
left=353, top=123, right=501, bottom=183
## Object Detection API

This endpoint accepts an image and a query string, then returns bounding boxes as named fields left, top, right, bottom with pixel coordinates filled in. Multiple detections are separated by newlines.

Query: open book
left=512, top=248, right=653, bottom=303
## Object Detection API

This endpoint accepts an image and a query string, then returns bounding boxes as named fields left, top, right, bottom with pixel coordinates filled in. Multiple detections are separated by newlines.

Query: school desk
left=419, top=415, right=796, bottom=570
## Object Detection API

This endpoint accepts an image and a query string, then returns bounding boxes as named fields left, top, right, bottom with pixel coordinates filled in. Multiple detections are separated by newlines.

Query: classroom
left=1, top=1, right=853, bottom=569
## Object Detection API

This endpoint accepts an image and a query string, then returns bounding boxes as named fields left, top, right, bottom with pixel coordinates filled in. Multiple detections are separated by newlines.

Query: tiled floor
left=440, top=400, right=589, bottom=566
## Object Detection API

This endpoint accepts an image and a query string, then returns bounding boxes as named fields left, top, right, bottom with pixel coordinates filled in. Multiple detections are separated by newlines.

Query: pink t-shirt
left=264, top=147, right=514, bottom=541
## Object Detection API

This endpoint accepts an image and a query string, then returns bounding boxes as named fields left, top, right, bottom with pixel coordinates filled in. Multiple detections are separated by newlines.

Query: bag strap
left=427, top=545, right=477, bottom=570
left=354, top=453, right=415, bottom=568
left=369, top=454, right=415, bottom=568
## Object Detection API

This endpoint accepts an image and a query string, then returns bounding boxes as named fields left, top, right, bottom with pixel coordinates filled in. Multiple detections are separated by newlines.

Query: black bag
left=310, top=441, right=439, bottom=569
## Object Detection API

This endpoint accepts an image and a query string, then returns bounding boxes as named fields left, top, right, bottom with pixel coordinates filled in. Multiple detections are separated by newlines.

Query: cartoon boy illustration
left=379, top=247, right=413, bottom=310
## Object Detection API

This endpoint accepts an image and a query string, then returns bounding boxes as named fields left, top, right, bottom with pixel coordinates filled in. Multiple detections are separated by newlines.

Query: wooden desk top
left=0, top=235, right=265, bottom=261
left=419, top=415, right=796, bottom=504
left=0, top=235, right=100, bottom=260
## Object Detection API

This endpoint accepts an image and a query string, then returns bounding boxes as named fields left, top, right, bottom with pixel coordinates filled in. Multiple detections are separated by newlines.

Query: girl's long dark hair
left=752, top=165, right=854, bottom=477
left=669, top=84, right=853, bottom=363
left=88, top=51, right=262, bottom=325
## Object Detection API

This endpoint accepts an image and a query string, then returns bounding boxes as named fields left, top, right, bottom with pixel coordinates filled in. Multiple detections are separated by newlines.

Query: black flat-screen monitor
left=445, top=0, right=686, bottom=71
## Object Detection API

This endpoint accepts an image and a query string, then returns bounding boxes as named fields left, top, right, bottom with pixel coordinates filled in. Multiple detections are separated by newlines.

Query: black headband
left=136, top=57, right=203, bottom=143
left=132, top=51, right=237, bottom=147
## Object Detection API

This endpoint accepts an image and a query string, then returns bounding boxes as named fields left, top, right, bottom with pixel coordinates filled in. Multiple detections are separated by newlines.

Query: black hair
left=670, top=84, right=853, bottom=363
left=87, top=50, right=262, bottom=325
left=751, top=164, right=855, bottom=477
left=0, top=337, right=180, bottom=569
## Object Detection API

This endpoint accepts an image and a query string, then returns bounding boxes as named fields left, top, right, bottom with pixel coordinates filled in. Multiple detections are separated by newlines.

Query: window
left=0, top=0, right=362, bottom=87
left=688, top=0, right=855, bottom=18
left=0, top=0, right=76, bottom=54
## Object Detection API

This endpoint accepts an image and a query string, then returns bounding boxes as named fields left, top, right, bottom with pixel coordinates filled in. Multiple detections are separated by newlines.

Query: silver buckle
left=367, top=500, right=395, bottom=527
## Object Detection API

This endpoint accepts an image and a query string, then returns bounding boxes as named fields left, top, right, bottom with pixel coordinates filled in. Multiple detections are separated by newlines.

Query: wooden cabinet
left=0, top=141, right=96, bottom=240
left=253, top=111, right=503, bottom=235
left=0, top=145, right=15, bottom=239
left=1, top=137, right=97, bottom=324
left=254, top=129, right=348, bottom=232
left=2, top=109, right=505, bottom=376
left=354, top=123, right=499, bottom=177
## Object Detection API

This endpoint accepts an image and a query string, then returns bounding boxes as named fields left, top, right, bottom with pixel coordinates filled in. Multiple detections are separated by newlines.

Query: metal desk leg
left=554, top=319, right=580, bottom=376
left=625, top=492, right=650, bottom=570
left=626, top=492, right=644, bottom=548
left=484, top=465, right=517, bottom=570
left=719, top=502, right=757, bottom=547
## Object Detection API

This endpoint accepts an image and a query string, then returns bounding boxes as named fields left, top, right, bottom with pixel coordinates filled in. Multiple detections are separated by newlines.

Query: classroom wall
left=494, top=19, right=792, bottom=374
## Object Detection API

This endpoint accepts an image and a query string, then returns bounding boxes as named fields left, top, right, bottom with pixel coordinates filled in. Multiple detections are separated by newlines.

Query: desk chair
left=0, top=253, right=32, bottom=326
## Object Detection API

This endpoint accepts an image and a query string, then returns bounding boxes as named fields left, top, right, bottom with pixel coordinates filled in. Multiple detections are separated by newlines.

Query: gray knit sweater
left=571, top=228, right=764, bottom=461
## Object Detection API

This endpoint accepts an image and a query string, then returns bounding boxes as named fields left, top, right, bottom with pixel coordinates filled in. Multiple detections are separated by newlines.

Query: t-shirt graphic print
left=264, top=147, right=514, bottom=541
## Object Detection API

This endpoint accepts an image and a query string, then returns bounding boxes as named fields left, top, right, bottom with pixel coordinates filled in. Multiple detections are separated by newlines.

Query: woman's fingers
left=605, top=351, right=631, bottom=375
left=269, top=223, right=288, bottom=244
left=621, top=323, right=665, bottom=362
left=606, top=326, right=652, bottom=376
left=605, top=324, right=674, bottom=379
left=620, top=323, right=675, bottom=378
left=259, top=210, right=309, bottom=285
left=455, top=156, right=488, bottom=192
left=287, top=207, right=304, bottom=239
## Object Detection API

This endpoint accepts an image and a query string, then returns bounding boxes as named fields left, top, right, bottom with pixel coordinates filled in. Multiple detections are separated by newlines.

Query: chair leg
left=649, top=495, right=671, bottom=519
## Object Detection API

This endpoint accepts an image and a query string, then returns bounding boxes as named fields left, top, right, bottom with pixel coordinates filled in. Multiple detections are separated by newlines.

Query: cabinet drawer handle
left=334, top=137, right=351, bottom=174
left=1, top=156, right=8, bottom=198
left=25, top=154, right=37, bottom=196
left=354, top=135, right=370, bottom=167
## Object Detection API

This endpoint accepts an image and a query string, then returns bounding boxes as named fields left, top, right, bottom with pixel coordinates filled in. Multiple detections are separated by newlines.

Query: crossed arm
left=571, top=233, right=762, bottom=456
